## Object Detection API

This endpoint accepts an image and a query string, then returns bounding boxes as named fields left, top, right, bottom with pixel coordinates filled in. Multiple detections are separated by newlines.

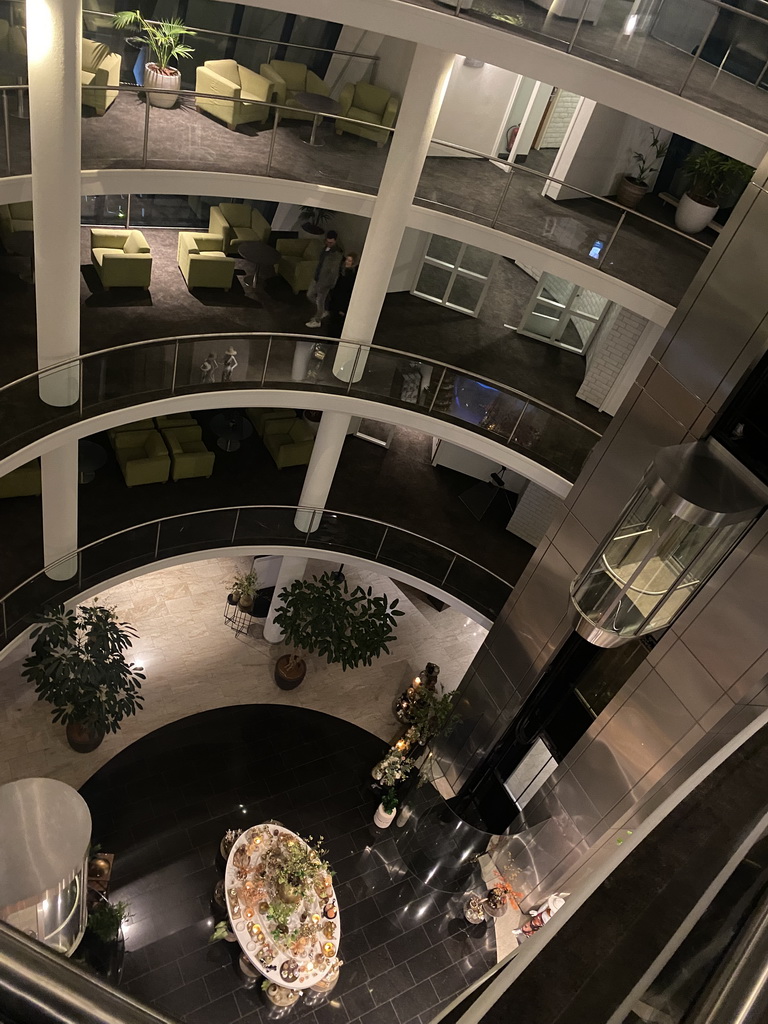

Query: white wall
left=510, top=82, right=553, bottom=163
left=432, top=440, right=528, bottom=492
left=545, top=100, right=673, bottom=201
left=325, top=27, right=415, bottom=98
left=429, top=56, right=521, bottom=160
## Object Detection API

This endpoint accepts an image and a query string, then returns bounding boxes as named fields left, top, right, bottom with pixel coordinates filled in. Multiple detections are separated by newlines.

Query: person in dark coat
left=329, top=252, right=359, bottom=318
left=306, top=231, right=344, bottom=328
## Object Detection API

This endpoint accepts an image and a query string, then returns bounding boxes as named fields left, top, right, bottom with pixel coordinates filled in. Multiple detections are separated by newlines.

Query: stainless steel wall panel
left=543, top=772, right=602, bottom=838
left=473, top=649, right=514, bottom=712
left=699, top=693, right=735, bottom=732
left=728, top=651, right=768, bottom=704
left=659, top=188, right=768, bottom=403
left=644, top=364, right=706, bottom=430
left=568, top=388, right=691, bottom=540
left=652, top=640, right=726, bottom=722
left=551, top=512, right=601, bottom=574
left=748, top=680, right=768, bottom=706
left=710, top=313, right=768, bottom=411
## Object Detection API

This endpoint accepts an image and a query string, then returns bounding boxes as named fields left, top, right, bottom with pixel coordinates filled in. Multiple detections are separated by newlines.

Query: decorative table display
left=225, top=824, right=341, bottom=993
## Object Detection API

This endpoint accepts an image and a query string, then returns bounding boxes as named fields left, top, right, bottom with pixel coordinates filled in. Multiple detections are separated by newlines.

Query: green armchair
left=336, top=81, right=399, bottom=146
left=259, top=60, right=329, bottom=121
left=208, top=203, right=272, bottom=255
left=155, top=413, right=198, bottom=430
left=91, top=228, right=152, bottom=289
left=246, top=407, right=297, bottom=437
left=0, top=460, right=41, bottom=498
left=263, top=417, right=315, bottom=469
left=81, top=37, right=121, bottom=116
left=275, top=237, right=324, bottom=294
left=114, top=429, right=170, bottom=486
left=108, top=419, right=154, bottom=448
left=161, top=424, right=216, bottom=481
left=0, top=201, right=33, bottom=246
left=177, top=231, right=234, bottom=291
left=195, top=59, right=271, bottom=131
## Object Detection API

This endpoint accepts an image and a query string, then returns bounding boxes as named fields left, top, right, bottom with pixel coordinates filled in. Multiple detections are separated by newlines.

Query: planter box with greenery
left=22, top=604, right=145, bottom=752
left=271, top=571, right=404, bottom=689
left=114, top=10, right=194, bottom=109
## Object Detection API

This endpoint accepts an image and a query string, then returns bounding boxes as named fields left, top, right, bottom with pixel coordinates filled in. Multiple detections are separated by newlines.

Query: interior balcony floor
left=404, top=0, right=768, bottom=136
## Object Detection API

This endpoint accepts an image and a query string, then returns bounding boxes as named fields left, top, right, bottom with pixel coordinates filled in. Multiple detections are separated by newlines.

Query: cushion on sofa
left=123, top=232, right=142, bottom=254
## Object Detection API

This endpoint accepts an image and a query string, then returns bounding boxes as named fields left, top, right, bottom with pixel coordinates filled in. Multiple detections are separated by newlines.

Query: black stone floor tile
left=77, top=706, right=496, bottom=1024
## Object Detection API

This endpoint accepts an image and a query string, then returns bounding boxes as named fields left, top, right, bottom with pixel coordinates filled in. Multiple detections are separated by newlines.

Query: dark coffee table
left=294, top=92, right=341, bottom=147
left=237, top=241, right=279, bottom=307
left=210, top=412, right=254, bottom=453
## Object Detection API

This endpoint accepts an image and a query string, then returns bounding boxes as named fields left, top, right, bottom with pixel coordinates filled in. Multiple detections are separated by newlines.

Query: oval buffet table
left=225, top=823, right=341, bottom=991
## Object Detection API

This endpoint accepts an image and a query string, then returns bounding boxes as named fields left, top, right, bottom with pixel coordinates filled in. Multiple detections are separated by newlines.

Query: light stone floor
left=0, top=556, right=487, bottom=792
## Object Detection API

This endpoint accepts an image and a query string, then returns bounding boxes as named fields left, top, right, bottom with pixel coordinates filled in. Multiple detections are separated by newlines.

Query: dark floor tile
left=404, top=943, right=454, bottom=985
left=313, top=999, right=349, bottom=1024
left=459, top=950, right=495, bottom=986
left=154, top=976, right=210, bottom=1018
left=205, top=962, right=242, bottom=1001
left=338, top=954, right=368, bottom=991
left=360, top=944, right=394, bottom=981
left=358, top=1000, right=399, bottom=1024
left=177, top=943, right=233, bottom=984
left=429, top=963, right=471, bottom=1000
left=342, top=982, right=376, bottom=1019
left=185, top=991, right=240, bottom=1024
left=126, top=959, right=184, bottom=1001
left=367, top=963, right=414, bottom=1004
left=392, top=979, right=439, bottom=1023
left=385, top=926, right=431, bottom=966
left=121, top=947, right=150, bottom=983
left=343, top=896, right=382, bottom=934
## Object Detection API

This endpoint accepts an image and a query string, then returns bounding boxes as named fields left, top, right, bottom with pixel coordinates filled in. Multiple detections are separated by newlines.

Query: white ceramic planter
left=374, top=803, right=396, bottom=828
left=675, top=193, right=718, bottom=234
left=144, top=65, right=181, bottom=109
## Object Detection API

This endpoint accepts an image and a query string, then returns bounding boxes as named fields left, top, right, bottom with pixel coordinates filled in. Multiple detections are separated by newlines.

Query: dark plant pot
left=616, top=176, right=648, bottom=210
left=66, top=721, right=105, bottom=753
left=301, top=221, right=325, bottom=235
left=275, top=654, right=306, bottom=690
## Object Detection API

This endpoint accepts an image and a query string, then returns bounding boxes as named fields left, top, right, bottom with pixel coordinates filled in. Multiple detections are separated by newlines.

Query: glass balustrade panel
left=0, top=87, right=30, bottom=177
left=81, top=86, right=144, bottom=170
left=234, top=506, right=311, bottom=546
left=459, top=0, right=580, bottom=52
left=2, top=569, right=81, bottom=644
left=511, top=403, right=597, bottom=480
left=267, top=108, right=386, bottom=195
left=350, top=348, right=431, bottom=411
left=263, top=337, right=349, bottom=395
left=0, top=376, right=80, bottom=461
left=300, top=510, right=388, bottom=559
left=156, top=509, right=240, bottom=558
left=416, top=150, right=500, bottom=225
left=81, top=341, right=177, bottom=418
left=377, top=529, right=455, bottom=586
left=443, top=559, right=513, bottom=621
left=79, top=524, right=159, bottom=596
left=172, top=336, right=269, bottom=395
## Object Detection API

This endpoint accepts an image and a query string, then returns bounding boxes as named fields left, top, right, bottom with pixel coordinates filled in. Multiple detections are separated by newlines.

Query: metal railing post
left=428, top=369, right=446, bottom=413
left=261, top=336, right=272, bottom=386
left=1, top=599, right=6, bottom=642
left=598, top=210, right=627, bottom=268
left=230, top=507, right=240, bottom=544
left=507, top=401, right=529, bottom=444
left=170, top=340, right=179, bottom=395
left=2, top=91, right=10, bottom=176
left=491, top=166, right=516, bottom=229
left=441, top=554, right=457, bottom=587
left=345, top=345, right=363, bottom=393
left=266, top=108, right=279, bottom=176
left=141, top=98, right=151, bottom=168
left=78, top=358, right=84, bottom=420
left=567, top=0, right=594, bottom=53
left=153, top=520, right=161, bottom=560
left=679, top=8, right=720, bottom=94
left=374, top=527, right=388, bottom=561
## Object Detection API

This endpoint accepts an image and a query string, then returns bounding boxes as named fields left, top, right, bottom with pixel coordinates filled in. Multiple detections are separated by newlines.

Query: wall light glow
left=26, top=0, right=55, bottom=67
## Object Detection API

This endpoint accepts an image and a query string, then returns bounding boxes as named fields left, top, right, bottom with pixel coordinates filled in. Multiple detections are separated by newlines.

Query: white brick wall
left=506, top=483, right=564, bottom=547
left=577, top=307, right=648, bottom=409
left=538, top=90, right=580, bottom=150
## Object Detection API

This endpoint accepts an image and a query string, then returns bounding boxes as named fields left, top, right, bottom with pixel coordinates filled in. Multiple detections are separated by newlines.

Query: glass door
left=514, top=272, right=611, bottom=354
left=411, top=235, right=497, bottom=317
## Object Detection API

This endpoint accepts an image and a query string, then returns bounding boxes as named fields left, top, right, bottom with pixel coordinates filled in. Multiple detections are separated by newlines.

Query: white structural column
left=263, top=556, right=309, bottom=644
left=27, top=0, right=82, bottom=406
left=41, top=443, right=78, bottom=580
left=333, top=44, right=455, bottom=382
left=294, top=412, right=351, bottom=533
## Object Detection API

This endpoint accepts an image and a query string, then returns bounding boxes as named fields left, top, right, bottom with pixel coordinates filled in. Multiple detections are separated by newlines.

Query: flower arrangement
left=371, top=749, right=415, bottom=785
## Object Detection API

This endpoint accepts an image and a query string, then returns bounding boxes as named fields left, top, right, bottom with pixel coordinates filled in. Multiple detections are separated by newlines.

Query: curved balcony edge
left=0, top=507, right=515, bottom=653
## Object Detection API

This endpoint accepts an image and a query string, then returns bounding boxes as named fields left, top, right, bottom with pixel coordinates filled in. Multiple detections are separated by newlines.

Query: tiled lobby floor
left=79, top=703, right=498, bottom=1024
left=0, top=556, right=487, bottom=790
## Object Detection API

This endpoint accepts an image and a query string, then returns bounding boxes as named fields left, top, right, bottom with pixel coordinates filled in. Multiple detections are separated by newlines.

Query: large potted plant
left=298, top=207, right=332, bottom=237
left=21, top=604, right=145, bottom=752
left=271, top=571, right=404, bottom=689
left=616, top=128, right=668, bottom=210
left=675, top=148, right=754, bottom=234
left=114, top=10, right=195, bottom=109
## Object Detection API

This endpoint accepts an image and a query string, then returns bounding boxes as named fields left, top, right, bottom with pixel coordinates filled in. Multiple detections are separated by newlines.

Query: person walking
left=306, top=230, right=343, bottom=328
left=329, top=252, right=358, bottom=318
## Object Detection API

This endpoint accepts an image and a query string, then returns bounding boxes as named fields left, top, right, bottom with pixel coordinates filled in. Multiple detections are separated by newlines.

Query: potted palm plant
left=271, top=571, right=404, bottom=689
left=114, top=10, right=195, bottom=109
left=675, top=148, right=754, bottom=234
left=232, top=569, right=259, bottom=610
left=616, top=128, right=668, bottom=210
left=298, top=207, right=332, bottom=237
left=21, top=604, right=145, bottom=752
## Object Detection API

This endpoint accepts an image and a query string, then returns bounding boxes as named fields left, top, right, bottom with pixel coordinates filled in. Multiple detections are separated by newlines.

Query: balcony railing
left=404, top=0, right=768, bottom=137
left=0, top=505, right=515, bottom=647
left=0, top=332, right=601, bottom=482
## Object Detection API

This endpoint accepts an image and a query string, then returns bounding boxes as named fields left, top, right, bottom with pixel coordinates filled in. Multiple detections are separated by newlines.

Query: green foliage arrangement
left=405, top=688, right=456, bottom=745
left=683, top=148, right=754, bottom=207
left=208, top=920, right=233, bottom=944
left=21, top=605, right=145, bottom=734
left=273, top=572, right=404, bottom=671
left=627, top=128, right=668, bottom=186
left=233, top=569, right=259, bottom=599
left=86, top=900, right=131, bottom=943
left=113, top=10, right=195, bottom=72
left=376, top=751, right=416, bottom=787
left=381, top=787, right=399, bottom=814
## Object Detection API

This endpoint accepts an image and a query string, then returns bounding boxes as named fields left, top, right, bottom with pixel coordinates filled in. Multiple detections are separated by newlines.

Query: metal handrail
left=0, top=504, right=514, bottom=617
left=0, top=331, right=602, bottom=439
left=80, top=8, right=379, bottom=62
left=427, top=136, right=715, bottom=252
